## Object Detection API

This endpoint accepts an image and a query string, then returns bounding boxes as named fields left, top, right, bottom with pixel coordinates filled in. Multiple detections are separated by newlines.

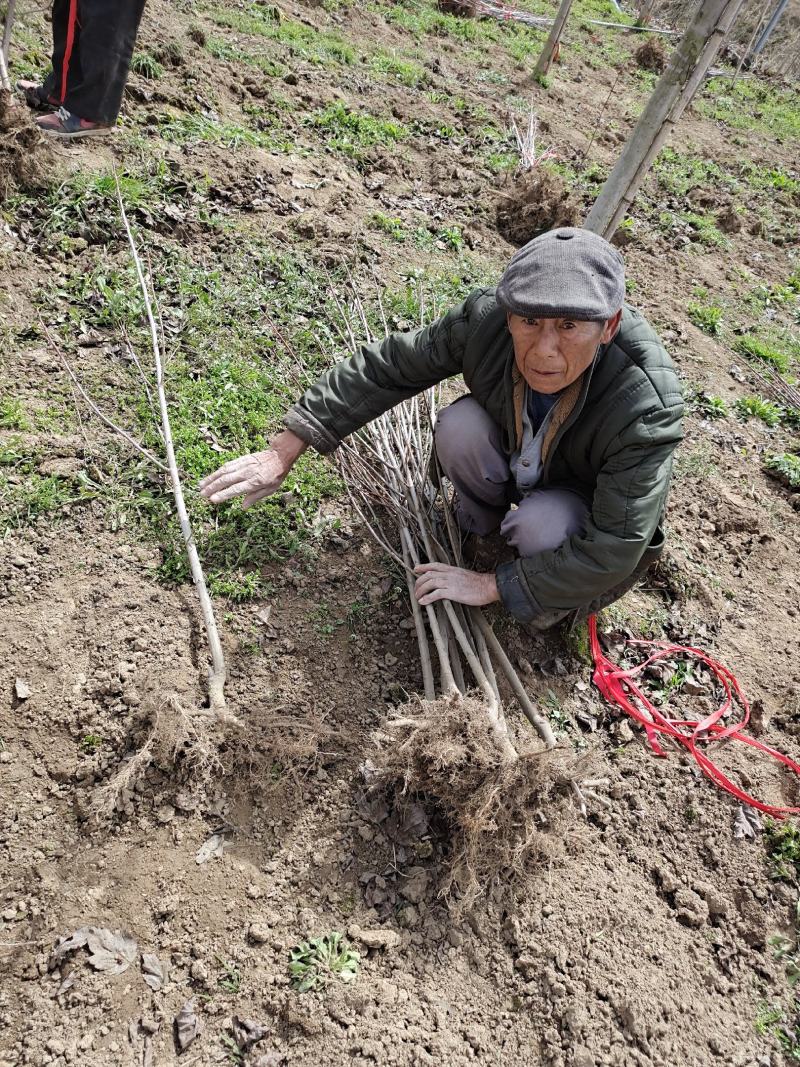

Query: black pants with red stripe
left=42, top=0, right=147, bottom=124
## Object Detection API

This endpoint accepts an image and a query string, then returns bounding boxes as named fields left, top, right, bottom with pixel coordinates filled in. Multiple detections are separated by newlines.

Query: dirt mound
left=437, top=0, right=477, bottom=15
left=0, top=90, right=52, bottom=201
left=370, top=693, right=586, bottom=909
left=634, top=36, right=667, bottom=72
left=495, top=168, right=580, bottom=247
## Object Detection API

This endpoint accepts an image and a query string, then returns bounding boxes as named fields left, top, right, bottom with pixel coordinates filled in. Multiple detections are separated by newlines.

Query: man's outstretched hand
left=199, top=430, right=307, bottom=510
left=414, top=562, right=500, bottom=607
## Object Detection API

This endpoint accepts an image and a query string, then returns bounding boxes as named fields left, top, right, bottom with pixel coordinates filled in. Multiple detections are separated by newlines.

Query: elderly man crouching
left=200, top=228, right=684, bottom=630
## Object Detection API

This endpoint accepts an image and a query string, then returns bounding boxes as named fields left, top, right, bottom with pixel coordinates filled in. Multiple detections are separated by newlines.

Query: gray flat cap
left=496, top=227, right=625, bottom=321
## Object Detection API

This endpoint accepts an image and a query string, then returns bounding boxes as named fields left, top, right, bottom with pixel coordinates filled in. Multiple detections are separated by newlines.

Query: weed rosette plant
left=288, top=932, right=360, bottom=992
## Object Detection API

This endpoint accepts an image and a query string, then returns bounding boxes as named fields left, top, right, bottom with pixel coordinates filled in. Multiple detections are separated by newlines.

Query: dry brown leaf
left=142, top=953, right=168, bottom=991
left=175, top=999, right=201, bottom=1052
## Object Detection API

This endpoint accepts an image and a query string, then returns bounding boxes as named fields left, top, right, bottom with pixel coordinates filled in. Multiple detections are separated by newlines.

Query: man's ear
left=600, top=308, right=622, bottom=344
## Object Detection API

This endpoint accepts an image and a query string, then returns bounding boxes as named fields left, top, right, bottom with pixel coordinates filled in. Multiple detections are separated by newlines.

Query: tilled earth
left=1, top=1, right=800, bottom=1065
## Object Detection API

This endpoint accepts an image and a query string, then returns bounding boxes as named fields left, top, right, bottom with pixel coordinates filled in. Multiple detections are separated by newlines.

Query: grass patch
left=130, top=50, right=164, bottom=79
left=734, top=335, right=793, bottom=375
left=208, top=3, right=356, bottom=66
left=369, top=50, right=428, bottom=87
left=159, top=111, right=293, bottom=152
left=687, top=300, right=723, bottom=335
left=42, top=163, right=202, bottom=244
left=205, top=36, right=285, bottom=77
left=699, top=77, right=800, bottom=140
left=0, top=398, right=32, bottom=431
left=307, top=102, right=407, bottom=161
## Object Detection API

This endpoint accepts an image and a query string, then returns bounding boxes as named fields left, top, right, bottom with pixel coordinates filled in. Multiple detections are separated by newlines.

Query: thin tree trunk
left=2, top=0, right=16, bottom=66
left=116, top=183, right=231, bottom=723
left=584, top=0, right=747, bottom=239
left=534, top=0, right=574, bottom=80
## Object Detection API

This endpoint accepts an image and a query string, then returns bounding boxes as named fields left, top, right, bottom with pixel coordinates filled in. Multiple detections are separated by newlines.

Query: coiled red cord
left=588, top=615, right=800, bottom=817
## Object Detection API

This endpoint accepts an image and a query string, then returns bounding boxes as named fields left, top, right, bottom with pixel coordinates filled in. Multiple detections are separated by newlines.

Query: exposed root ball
left=372, top=694, right=585, bottom=909
left=634, top=37, right=666, bottom=73
left=94, top=692, right=225, bottom=818
left=495, top=169, right=580, bottom=247
left=0, top=91, right=53, bottom=202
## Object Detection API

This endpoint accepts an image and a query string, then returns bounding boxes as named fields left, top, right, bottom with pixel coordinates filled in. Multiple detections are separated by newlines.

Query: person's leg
left=62, top=0, right=147, bottom=124
left=434, top=397, right=514, bottom=536
left=500, top=488, right=589, bottom=556
left=31, top=0, right=71, bottom=103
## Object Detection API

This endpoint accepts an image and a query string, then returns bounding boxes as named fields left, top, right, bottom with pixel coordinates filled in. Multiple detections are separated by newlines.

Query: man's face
left=507, top=310, right=622, bottom=394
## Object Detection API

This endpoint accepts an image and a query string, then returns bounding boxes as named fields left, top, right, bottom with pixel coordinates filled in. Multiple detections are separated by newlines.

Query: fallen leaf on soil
left=50, top=926, right=91, bottom=965
left=733, top=804, right=763, bottom=839
left=86, top=928, right=138, bottom=974
left=53, top=973, right=75, bottom=998
left=143, top=1037, right=153, bottom=1067
left=175, top=999, right=201, bottom=1052
left=232, top=1016, right=268, bottom=1053
left=141, top=953, right=168, bottom=991
left=195, top=833, right=226, bottom=864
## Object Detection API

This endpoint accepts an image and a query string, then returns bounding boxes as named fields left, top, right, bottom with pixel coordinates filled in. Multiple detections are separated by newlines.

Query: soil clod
left=495, top=169, right=580, bottom=247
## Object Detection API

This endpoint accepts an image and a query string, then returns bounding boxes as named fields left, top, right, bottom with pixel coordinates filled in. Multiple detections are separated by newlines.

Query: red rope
left=588, top=614, right=800, bottom=817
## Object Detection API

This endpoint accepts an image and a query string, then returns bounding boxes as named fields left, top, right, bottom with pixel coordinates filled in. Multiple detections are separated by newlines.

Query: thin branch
left=116, top=176, right=233, bottom=725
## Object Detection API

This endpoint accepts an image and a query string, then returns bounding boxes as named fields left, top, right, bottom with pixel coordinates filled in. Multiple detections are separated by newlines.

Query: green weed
left=687, top=300, right=723, bottom=335
left=766, top=821, right=800, bottom=881
left=764, top=453, right=800, bottom=490
left=159, top=112, right=291, bottom=152
left=688, top=388, right=728, bottom=420
left=130, top=51, right=163, bottom=79
left=209, top=4, right=356, bottom=66
left=307, top=102, right=407, bottom=161
left=0, top=398, right=31, bottom=430
left=216, top=956, right=242, bottom=995
left=699, top=77, right=800, bottom=140
left=288, top=932, right=360, bottom=992
left=369, top=50, right=428, bottom=87
left=735, top=336, right=792, bottom=374
left=368, top=212, right=408, bottom=241
left=735, top=396, right=783, bottom=428
left=81, top=734, right=103, bottom=753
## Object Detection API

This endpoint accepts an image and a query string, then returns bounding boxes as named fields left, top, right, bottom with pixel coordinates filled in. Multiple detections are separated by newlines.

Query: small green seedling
left=765, top=820, right=800, bottom=881
left=687, top=300, right=723, bottom=336
left=81, top=734, right=102, bottom=753
left=764, top=453, right=800, bottom=490
left=288, top=932, right=360, bottom=992
left=216, top=957, right=242, bottom=994
left=735, top=396, right=782, bottom=427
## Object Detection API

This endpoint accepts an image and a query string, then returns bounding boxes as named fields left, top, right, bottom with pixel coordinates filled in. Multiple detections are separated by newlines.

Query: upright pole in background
left=584, top=0, right=746, bottom=239
left=533, top=0, right=574, bottom=81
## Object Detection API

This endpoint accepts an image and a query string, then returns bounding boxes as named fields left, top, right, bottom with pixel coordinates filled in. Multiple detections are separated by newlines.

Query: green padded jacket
left=283, top=288, right=684, bottom=623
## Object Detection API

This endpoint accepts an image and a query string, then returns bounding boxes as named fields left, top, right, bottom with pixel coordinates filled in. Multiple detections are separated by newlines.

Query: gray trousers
left=434, top=397, right=588, bottom=555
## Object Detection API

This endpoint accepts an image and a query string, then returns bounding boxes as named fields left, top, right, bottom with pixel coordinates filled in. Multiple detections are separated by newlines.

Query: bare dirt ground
left=1, top=1, right=799, bottom=1065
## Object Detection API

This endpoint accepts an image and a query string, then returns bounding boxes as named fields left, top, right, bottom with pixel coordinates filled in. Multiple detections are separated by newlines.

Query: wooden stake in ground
left=116, top=180, right=230, bottom=723
left=533, top=0, right=574, bottom=81
left=584, top=0, right=746, bottom=239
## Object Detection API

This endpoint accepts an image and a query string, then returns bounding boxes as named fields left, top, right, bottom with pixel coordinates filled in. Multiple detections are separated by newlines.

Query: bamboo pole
left=533, top=0, right=574, bottom=80
left=584, top=0, right=747, bottom=239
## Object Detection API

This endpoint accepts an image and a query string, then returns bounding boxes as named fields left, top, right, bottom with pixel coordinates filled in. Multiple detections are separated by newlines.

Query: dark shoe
left=16, top=80, right=59, bottom=112
left=36, top=107, right=113, bottom=140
